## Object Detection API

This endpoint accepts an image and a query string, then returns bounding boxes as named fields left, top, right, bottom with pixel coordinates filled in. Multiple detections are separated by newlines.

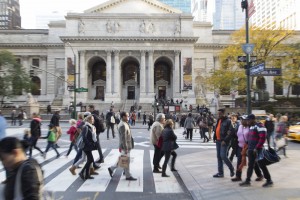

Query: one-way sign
left=249, top=63, right=265, bottom=75
left=237, top=56, right=257, bottom=62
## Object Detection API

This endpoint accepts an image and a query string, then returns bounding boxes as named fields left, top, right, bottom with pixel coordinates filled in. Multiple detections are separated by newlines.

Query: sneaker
left=108, top=168, right=113, bottom=178
left=231, top=177, right=242, bottom=182
left=126, top=176, right=137, bottom=181
left=255, top=176, right=264, bottom=181
left=153, top=169, right=162, bottom=173
left=262, top=180, right=273, bottom=188
left=239, top=181, right=251, bottom=187
left=213, top=173, right=224, bottom=178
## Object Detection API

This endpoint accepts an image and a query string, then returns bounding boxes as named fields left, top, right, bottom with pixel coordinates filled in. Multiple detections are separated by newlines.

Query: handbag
left=275, top=137, right=286, bottom=148
left=118, top=155, right=129, bottom=168
left=257, top=147, right=281, bottom=166
left=157, top=136, right=163, bottom=148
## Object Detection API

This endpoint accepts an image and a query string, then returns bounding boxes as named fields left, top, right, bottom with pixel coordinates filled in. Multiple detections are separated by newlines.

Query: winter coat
left=118, top=120, right=133, bottom=151
left=4, top=158, right=42, bottom=200
left=213, top=116, right=232, bottom=144
left=161, top=126, right=177, bottom=152
left=30, top=118, right=41, bottom=138
left=184, top=116, right=196, bottom=129
left=82, top=123, right=97, bottom=151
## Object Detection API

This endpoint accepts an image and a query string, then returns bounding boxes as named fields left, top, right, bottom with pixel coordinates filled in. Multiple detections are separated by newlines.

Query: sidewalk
left=174, top=128, right=300, bottom=200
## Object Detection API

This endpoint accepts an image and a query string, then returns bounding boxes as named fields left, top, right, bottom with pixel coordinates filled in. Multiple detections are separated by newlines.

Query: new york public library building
left=0, top=0, right=299, bottom=113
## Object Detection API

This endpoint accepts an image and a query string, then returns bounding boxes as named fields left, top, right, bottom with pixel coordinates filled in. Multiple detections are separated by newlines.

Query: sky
left=20, top=0, right=107, bottom=29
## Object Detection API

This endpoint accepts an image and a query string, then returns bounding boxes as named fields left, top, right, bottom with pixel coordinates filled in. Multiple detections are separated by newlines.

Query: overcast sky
left=20, top=0, right=107, bottom=29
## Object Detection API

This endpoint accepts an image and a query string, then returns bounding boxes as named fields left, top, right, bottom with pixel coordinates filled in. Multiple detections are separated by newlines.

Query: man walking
left=213, top=108, right=235, bottom=178
left=150, top=113, right=165, bottom=173
left=106, top=108, right=115, bottom=139
left=108, top=112, right=137, bottom=181
left=143, top=112, right=147, bottom=125
left=240, top=114, right=273, bottom=187
left=88, top=105, right=106, bottom=163
left=264, top=114, right=275, bottom=148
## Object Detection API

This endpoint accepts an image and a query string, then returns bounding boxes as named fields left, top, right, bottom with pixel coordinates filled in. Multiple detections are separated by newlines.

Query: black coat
left=82, top=125, right=96, bottom=151
left=5, top=158, right=42, bottom=200
left=213, top=116, right=232, bottom=144
left=30, top=119, right=41, bottom=138
left=50, top=113, right=60, bottom=126
left=161, top=126, right=177, bottom=152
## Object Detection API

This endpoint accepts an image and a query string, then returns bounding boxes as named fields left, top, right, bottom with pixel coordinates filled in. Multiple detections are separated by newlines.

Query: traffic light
left=29, top=69, right=34, bottom=77
left=241, top=0, right=248, bottom=10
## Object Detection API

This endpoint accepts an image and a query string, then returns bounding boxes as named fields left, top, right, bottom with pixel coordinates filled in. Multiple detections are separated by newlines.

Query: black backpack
left=92, top=114, right=106, bottom=134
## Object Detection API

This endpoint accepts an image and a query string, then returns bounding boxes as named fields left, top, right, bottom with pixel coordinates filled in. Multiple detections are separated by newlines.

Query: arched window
left=122, top=61, right=139, bottom=84
left=274, top=77, right=283, bottom=95
left=91, top=61, right=106, bottom=84
left=31, top=76, right=41, bottom=95
left=256, top=76, right=266, bottom=90
left=154, top=61, right=171, bottom=84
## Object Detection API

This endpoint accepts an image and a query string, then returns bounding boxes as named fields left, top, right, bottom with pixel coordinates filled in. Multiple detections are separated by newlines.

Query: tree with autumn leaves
left=206, top=26, right=299, bottom=98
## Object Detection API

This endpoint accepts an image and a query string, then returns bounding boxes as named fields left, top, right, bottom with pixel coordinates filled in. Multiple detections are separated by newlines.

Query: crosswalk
left=0, top=148, right=185, bottom=195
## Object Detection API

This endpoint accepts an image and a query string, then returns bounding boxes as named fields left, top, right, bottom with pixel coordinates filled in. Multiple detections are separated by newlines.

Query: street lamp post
left=66, top=42, right=77, bottom=119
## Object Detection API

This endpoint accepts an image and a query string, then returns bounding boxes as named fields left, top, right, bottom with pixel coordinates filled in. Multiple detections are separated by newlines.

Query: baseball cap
left=48, top=123, right=55, bottom=128
left=240, top=115, right=248, bottom=120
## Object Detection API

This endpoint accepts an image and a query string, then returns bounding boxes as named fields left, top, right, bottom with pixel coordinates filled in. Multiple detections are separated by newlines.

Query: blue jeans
left=216, top=140, right=234, bottom=175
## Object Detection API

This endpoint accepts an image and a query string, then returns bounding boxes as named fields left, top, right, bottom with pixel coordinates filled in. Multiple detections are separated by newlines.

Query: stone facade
left=0, top=0, right=299, bottom=110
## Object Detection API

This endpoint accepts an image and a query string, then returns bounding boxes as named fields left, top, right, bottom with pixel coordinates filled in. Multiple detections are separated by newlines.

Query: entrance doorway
left=128, top=86, right=135, bottom=99
left=158, top=86, right=166, bottom=99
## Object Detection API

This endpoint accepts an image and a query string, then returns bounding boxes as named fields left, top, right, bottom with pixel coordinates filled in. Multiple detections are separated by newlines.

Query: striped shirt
left=247, top=123, right=267, bottom=150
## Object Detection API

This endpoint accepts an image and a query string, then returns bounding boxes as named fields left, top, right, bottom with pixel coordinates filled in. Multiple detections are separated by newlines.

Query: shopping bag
left=275, top=137, right=286, bottom=148
left=118, top=155, right=129, bottom=168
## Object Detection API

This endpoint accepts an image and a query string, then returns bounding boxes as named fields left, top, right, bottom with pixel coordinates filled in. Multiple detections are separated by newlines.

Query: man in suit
left=108, top=112, right=137, bottom=181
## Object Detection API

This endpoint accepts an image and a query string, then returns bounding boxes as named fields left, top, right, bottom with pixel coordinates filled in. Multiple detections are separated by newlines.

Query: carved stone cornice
left=194, top=43, right=229, bottom=49
left=0, top=43, right=64, bottom=48
left=60, top=36, right=198, bottom=43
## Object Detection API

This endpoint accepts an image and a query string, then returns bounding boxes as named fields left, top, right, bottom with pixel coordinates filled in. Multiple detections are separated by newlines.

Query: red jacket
left=67, top=126, right=77, bottom=141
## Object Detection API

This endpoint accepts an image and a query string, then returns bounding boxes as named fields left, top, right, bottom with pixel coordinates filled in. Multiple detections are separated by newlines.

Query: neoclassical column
left=21, top=56, right=29, bottom=71
left=40, top=56, right=47, bottom=95
left=173, top=50, right=181, bottom=96
left=148, top=50, right=154, bottom=94
left=106, top=50, right=112, bottom=95
left=113, top=50, right=120, bottom=98
left=140, top=50, right=146, bottom=95
left=78, top=50, right=87, bottom=100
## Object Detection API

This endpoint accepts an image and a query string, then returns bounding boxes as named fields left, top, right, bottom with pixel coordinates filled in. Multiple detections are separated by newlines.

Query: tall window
left=91, top=61, right=106, bottom=84
left=154, top=61, right=170, bottom=84
left=31, top=76, right=41, bottom=95
left=122, top=61, right=139, bottom=84
left=32, top=58, right=39, bottom=67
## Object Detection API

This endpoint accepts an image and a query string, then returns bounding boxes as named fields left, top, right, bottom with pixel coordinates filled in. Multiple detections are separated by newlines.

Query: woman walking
left=231, top=115, right=249, bottom=182
left=66, top=119, right=78, bottom=157
left=79, top=114, right=97, bottom=180
left=184, top=113, right=196, bottom=141
left=161, top=119, right=178, bottom=177
left=29, top=113, right=44, bottom=157
left=276, top=115, right=288, bottom=157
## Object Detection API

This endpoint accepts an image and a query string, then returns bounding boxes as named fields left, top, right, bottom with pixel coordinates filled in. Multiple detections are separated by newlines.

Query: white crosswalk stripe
left=18, top=148, right=184, bottom=194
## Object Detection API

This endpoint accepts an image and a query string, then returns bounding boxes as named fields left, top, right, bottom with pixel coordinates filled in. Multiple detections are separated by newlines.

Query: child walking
left=42, top=124, right=60, bottom=159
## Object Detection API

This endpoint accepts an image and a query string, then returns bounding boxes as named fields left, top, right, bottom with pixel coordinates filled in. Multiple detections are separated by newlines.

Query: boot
left=162, top=172, right=170, bottom=177
left=69, top=166, right=76, bottom=175
left=90, top=167, right=99, bottom=175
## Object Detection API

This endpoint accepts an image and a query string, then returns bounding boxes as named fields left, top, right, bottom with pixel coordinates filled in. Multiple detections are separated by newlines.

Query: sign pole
left=243, top=0, right=252, bottom=114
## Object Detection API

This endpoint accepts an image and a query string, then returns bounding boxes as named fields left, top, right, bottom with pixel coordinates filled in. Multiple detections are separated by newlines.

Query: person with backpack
left=106, top=108, right=116, bottom=140
left=0, top=137, right=43, bottom=200
left=42, top=124, right=60, bottom=159
left=29, top=113, right=44, bottom=158
left=88, top=105, right=106, bottom=163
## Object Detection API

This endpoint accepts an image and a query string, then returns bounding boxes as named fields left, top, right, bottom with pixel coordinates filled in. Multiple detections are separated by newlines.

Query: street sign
left=67, top=86, right=74, bottom=91
left=75, top=87, right=88, bottom=92
left=249, top=63, right=265, bottom=75
left=237, top=56, right=257, bottom=62
left=257, top=68, right=282, bottom=76
left=242, top=43, right=255, bottom=54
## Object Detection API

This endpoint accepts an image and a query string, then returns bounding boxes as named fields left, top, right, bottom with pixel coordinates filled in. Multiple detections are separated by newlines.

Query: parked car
left=288, top=122, right=300, bottom=141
